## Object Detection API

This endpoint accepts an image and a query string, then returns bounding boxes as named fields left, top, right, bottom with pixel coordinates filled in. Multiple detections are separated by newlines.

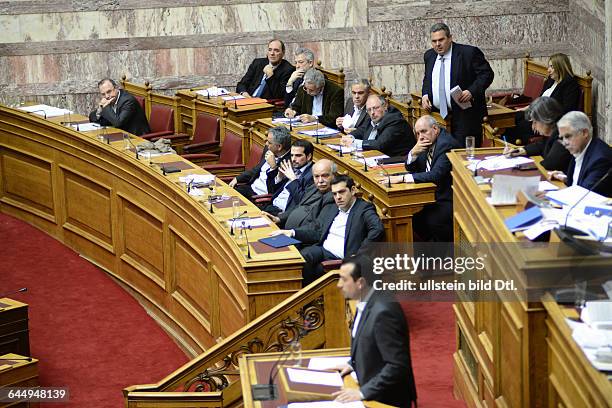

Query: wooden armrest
left=321, top=259, right=342, bottom=271
left=181, top=153, right=219, bottom=161
left=183, top=141, right=219, bottom=152
left=141, top=130, right=174, bottom=140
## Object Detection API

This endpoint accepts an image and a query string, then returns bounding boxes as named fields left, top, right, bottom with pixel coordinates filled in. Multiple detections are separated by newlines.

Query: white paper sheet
left=226, top=217, right=270, bottom=229
left=489, top=175, right=540, bottom=205
left=73, top=123, right=102, bottom=132
left=221, top=95, right=246, bottom=101
left=450, top=85, right=472, bottom=110
left=546, top=185, right=609, bottom=207
left=538, top=180, right=559, bottom=191
left=352, top=154, right=390, bottom=168
left=298, top=128, right=340, bottom=137
left=286, top=367, right=343, bottom=387
left=195, top=87, right=229, bottom=97
left=468, top=155, right=534, bottom=172
left=326, top=144, right=354, bottom=154
left=179, top=174, right=215, bottom=184
left=307, top=357, right=351, bottom=371
left=341, top=114, right=354, bottom=129
left=288, top=401, right=365, bottom=408
left=19, top=104, right=73, bottom=117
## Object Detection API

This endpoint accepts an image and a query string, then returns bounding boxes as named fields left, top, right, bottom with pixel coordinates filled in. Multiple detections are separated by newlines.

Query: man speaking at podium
left=236, top=39, right=294, bottom=100
left=333, top=255, right=417, bottom=408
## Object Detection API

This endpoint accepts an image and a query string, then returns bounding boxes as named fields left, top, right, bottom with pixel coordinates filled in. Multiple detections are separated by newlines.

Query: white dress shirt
left=541, top=81, right=558, bottom=97
left=350, top=105, right=365, bottom=127
left=571, top=137, right=592, bottom=187
left=322, top=199, right=356, bottom=259
left=272, top=163, right=311, bottom=211
left=351, top=288, right=374, bottom=337
left=312, top=91, right=324, bottom=117
left=431, top=45, right=453, bottom=112
left=251, top=162, right=271, bottom=195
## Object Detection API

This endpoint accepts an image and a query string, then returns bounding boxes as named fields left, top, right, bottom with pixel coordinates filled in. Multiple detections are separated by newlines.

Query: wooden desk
left=253, top=118, right=437, bottom=243
left=0, top=105, right=303, bottom=356
left=482, top=103, right=516, bottom=147
left=176, top=89, right=274, bottom=137
left=0, top=299, right=29, bottom=357
left=240, top=348, right=392, bottom=408
left=0, top=353, right=38, bottom=408
left=542, top=294, right=612, bottom=407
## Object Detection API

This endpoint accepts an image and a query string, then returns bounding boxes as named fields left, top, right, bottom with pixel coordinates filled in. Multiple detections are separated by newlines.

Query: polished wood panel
left=0, top=299, right=30, bottom=357
left=0, top=105, right=304, bottom=355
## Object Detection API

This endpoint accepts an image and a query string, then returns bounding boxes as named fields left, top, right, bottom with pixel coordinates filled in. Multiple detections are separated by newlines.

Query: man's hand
left=411, top=136, right=432, bottom=157
left=458, top=89, right=473, bottom=103
left=99, top=96, right=115, bottom=109
left=332, top=389, right=362, bottom=403
left=262, top=211, right=280, bottom=224
left=263, top=64, right=274, bottom=79
left=279, top=159, right=297, bottom=181
left=240, top=92, right=251, bottom=98
left=334, top=364, right=353, bottom=377
left=504, top=146, right=525, bottom=157
left=229, top=177, right=238, bottom=188
left=379, top=175, right=405, bottom=185
left=285, top=108, right=296, bottom=118
left=299, top=114, right=317, bottom=123
left=288, top=69, right=305, bottom=86
left=269, top=229, right=293, bottom=237
left=341, top=135, right=355, bottom=147
left=421, top=94, right=432, bottom=110
left=548, top=170, right=568, bottom=183
left=265, top=150, right=277, bottom=169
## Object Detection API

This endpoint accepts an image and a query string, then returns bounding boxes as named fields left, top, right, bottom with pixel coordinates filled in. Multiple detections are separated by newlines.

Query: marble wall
left=1, top=0, right=608, bottom=141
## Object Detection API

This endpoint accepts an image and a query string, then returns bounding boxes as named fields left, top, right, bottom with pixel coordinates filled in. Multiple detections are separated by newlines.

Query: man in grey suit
left=264, top=159, right=336, bottom=229
left=336, top=78, right=371, bottom=133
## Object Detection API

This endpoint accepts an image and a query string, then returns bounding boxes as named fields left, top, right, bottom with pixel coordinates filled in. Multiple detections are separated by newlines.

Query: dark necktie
left=426, top=146, right=435, bottom=172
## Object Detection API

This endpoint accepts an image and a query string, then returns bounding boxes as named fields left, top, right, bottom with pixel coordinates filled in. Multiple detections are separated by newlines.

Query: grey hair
left=303, top=69, right=325, bottom=88
left=294, top=47, right=315, bottom=63
left=368, top=94, right=387, bottom=106
left=351, top=78, right=371, bottom=91
left=417, top=115, right=439, bottom=129
left=525, top=97, right=563, bottom=125
left=557, top=111, right=593, bottom=138
left=268, top=126, right=292, bottom=150
left=430, top=23, right=451, bottom=37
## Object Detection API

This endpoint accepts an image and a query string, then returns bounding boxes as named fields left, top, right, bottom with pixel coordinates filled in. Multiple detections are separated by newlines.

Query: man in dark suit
left=264, top=159, right=336, bottom=230
left=335, top=78, right=371, bottom=132
left=273, top=175, right=385, bottom=285
left=261, top=139, right=315, bottom=215
left=89, top=78, right=150, bottom=136
left=333, top=255, right=417, bottom=408
left=284, top=47, right=316, bottom=107
left=236, top=39, right=295, bottom=100
left=550, top=111, right=612, bottom=196
left=421, top=23, right=494, bottom=146
left=342, top=94, right=416, bottom=157
left=284, top=69, right=344, bottom=129
left=228, top=126, right=291, bottom=201
left=385, top=115, right=461, bottom=241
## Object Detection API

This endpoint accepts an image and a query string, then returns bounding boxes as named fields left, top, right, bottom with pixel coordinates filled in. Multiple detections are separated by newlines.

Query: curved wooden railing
left=124, top=272, right=349, bottom=408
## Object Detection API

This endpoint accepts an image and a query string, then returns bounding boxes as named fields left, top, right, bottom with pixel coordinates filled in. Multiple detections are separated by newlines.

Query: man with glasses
left=284, top=69, right=344, bottom=128
left=340, top=94, right=415, bottom=157
left=236, top=39, right=294, bottom=100
left=549, top=111, right=612, bottom=196
left=285, top=48, right=316, bottom=107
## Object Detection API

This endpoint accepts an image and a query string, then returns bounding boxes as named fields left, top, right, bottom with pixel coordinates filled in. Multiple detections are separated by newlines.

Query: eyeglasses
left=303, top=85, right=320, bottom=94
left=366, top=105, right=384, bottom=113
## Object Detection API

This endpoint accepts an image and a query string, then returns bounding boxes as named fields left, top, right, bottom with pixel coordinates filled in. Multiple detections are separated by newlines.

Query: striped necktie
left=426, top=145, right=435, bottom=172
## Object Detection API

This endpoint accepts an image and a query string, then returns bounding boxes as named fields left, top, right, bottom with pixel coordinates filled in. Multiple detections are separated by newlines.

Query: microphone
left=123, top=134, right=139, bottom=160
left=473, top=158, right=486, bottom=177
left=0, top=287, right=27, bottom=299
left=242, top=222, right=252, bottom=259
left=289, top=118, right=293, bottom=132
left=230, top=210, right=248, bottom=236
left=363, top=153, right=368, bottom=172
left=315, top=116, right=320, bottom=144
left=28, top=109, right=47, bottom=119
left=0, top=356, right=33, bottom=362
left=378, top=159, right=391, bottom=188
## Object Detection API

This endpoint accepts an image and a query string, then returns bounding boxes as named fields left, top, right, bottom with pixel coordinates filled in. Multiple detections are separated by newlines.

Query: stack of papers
left=19, top=104, right=73, bottom=118
left=288, top=402, right=365, bottom=408
left=326, top=144, right=354, bottom=154
left=450, top=86, right=472, bottom=110
left=353, top=154, right=390, bottom=168
left=468, top=155, right=534, bottom=172
left=286, top=367, right=343, bottom=387
left=179, top=174, right=215, bottom=185
left=221, top=95, right=246, bottom=101
left=72, top=123, right=101, bottom=132
left=568, top=301, right=612, bottom=371
left=581, top=301, right=612, bottom=330
left=546, top=185, right=609, bottom=207
left=195, top=87, right=229, bottom=97
left=487, top=174, right=540, bottom=205
left=226, top=217, right=269, bottom=228
left=298, top=128, right=340, bottom=137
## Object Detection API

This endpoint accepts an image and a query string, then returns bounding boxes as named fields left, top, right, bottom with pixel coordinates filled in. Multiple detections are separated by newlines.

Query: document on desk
left=288, top=402, right=365, bottom=408
left=18, top=104, right=73, bottom=117
left=298, top=128, right=340, bottom=137
left=353, top=154, right=390, bottom=168
left=179, top=174, right=215, bottom=185
left=221, top=95, right=246, bottom=101
left=488, top=174, right=540, bottom=205
left=286, top=367, right=343, bottom=387
left=581, top=301, right=612, bottom=330
left=546, top=185, right=609, bottom=207
left=195, top=87, right=229, bottom=97
left=73, top=123, right=102, bottom=132
left=326, top=144, right=353, bottom=154
left=307, top=356, right=350, bottom=371
left=467, top=155, right=533, bottom=172
left=225, top=217, right=270, bottom=228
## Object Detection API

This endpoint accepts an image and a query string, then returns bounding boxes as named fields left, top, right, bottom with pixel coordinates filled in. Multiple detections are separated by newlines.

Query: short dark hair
left=268, top=39, right=286, bottom=53
left=268, top=126, right=292, bottom=150
left=342, top=254, right=375, bottom=287
left=526, top=97, right=564, bottom=125
left=97, top=78, right=117, bottom=88
left=331, top=174, right=355, bottom=190
left=292, top=139, right=314, bottom=157
left=430, top=22, right=451, bottom=37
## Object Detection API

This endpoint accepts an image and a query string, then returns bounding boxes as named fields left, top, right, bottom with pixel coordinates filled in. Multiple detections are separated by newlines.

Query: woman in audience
left=505, top=53, right=580, bottom=144
left=505, top=96, right=571, bottom=171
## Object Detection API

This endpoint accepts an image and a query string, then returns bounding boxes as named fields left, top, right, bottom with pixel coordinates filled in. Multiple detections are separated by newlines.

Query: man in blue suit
left=421, top=23, right=494, bottom=146
left=550, top=111, right=612, bottom=196
left=385, top=115, right=461, bottom=241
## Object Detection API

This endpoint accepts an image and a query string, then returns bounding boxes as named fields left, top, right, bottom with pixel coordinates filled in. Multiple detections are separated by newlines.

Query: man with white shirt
left=89, top=78, right=150, bottom=135
left=284, top=47, right=316, bottom=107
left=421, top=23, right=494, bottom=146
left=229, top=126, right=291, bottom=201
left=335, top=78, right=371, bottom=132
left=284, top=69, right=344, bottom=129
left=549, top=111, right=612, bottom=196
left=273, top=175, right=385, bottom=285
left=332, top=255, right=417, bottom=408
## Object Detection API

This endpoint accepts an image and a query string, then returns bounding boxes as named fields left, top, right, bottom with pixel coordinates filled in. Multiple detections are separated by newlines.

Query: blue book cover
left=504, top=206, right=543, bottom=231
left=259, top=235, right=301, bottom=248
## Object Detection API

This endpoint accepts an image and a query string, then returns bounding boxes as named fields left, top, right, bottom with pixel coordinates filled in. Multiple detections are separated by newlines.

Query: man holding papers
left=284, top=69, right=344, bottom=129
left=421, top=23, right=494, bottom=146
left=333, top=255, right=417, bottom=407
left=341, top=94, right=415, bottom=157
left=89, top=78, right=150, bottom=136
left=335, top=78, right=371, bottom=132
left=549, top=111, right=612, bottom=196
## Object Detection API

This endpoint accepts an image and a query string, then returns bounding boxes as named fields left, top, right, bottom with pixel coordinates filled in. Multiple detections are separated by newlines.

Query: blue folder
left=504, top=206, right=543, bottom=231
left=258, top=235, right=301, bottom=248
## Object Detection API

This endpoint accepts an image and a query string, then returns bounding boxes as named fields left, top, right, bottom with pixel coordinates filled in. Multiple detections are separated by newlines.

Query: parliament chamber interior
left=1, top=1, right=611, bottom=407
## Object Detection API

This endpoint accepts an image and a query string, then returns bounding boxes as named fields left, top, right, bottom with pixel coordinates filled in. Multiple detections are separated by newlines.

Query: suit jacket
left=542, top=76, right=580, bottom=114
left=291, top=79, right=344, bottom=129
left=565, top=137, right=612, bottom=196
left=268, top=162, right=314, bottom=212
left=284, top=76, right=303, bottom=108
left=406, top=129, right=461, bottom=203
left=343, top=98, right=369, bottom=130
left=88, top=90, right=150, bottom=136
left=280, top=188, right=334, bottom=230
left=236, top=58, right=294, bottom=100
left=422, top=42, right=494, bottom=139
left=235, top=147, right=291, bottom=192
left=523, top=129, right=572, bottom=171
left=351, top=291, right=417, bottom=407
left=351, top=107, right=416, bottom=157
left=294, top=198, right=385, bottom=255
